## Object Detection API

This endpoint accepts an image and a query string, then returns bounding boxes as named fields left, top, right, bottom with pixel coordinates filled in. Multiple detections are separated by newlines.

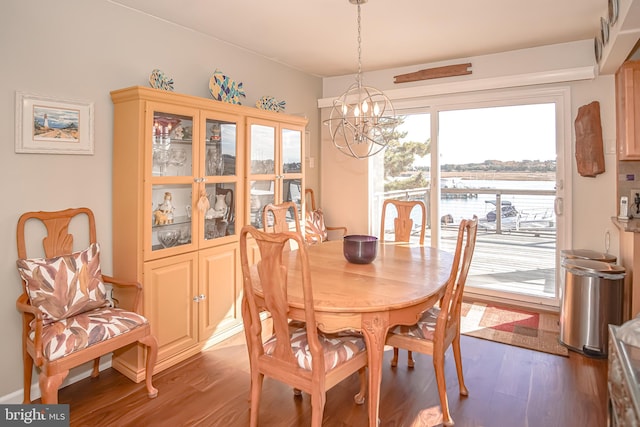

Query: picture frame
left=15, top=91, right=94, bottom=155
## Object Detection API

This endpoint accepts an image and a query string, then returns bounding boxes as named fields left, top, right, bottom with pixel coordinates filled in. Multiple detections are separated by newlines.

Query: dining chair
left=15, top=207, right=158, bottom=404
left=262, top=201, right=301, bottom=234
left=379, top=199, right=426, bottom=246
left=304, top=188, right=347, bottom=245
left=380, top=199, right=427, bottom=367
left=239, top=225, right=368, bottom=426
left=385, top=216, right=478, bottom=426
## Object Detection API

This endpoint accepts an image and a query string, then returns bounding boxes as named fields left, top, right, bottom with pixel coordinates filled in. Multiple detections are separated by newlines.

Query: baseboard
left=0, top=357, right=112, bottom=404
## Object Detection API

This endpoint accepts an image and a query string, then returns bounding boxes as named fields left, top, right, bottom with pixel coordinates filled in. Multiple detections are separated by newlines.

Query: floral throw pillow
left=305, top=208, right=328, bottom=245
left=16, top=243, right=109, bottom=325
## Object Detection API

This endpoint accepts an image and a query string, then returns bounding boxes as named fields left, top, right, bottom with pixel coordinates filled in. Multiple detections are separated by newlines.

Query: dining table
left=253, top=239, right=454, bottom=426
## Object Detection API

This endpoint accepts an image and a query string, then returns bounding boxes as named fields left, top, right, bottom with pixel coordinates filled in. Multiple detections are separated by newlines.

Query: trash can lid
left=564, top=259, right=626, bottom=277
left=560, top=249, right=616, bottom=263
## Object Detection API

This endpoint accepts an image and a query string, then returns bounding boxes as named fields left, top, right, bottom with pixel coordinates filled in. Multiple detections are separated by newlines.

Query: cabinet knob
left=193, top=296, right=200, bottom=302
left=199, top=294, right=206, bottom=300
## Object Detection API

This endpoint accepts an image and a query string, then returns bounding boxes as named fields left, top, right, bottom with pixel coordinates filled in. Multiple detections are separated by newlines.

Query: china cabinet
left=110, top=86, right=306, bottom=380
left=616, top=60, right=640, bottom=160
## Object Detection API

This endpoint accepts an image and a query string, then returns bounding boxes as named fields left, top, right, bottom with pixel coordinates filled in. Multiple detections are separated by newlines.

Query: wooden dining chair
left=262, top=201, right=301, bottom=234
left=380, top=199, right=427, bottom=367
left=15, top=207, right=158, bottom=404
left=239, top=225, right=368, bottom=427
left=385, top=216, right=478, bottom=426
left=304, top=188, right=347, bottom=245
left=379, top=199, right=426, bottom=246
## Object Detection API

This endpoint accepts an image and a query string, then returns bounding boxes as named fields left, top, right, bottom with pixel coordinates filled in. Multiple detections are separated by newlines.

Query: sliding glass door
left=373, top=87, right=571, bottom=308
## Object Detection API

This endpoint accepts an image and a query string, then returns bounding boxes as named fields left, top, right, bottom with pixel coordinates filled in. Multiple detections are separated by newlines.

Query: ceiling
left=111, top=0, right=606, bottom=78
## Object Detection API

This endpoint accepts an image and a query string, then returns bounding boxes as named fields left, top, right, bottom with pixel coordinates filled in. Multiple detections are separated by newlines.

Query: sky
left=399, top=103, right=557, bottom=166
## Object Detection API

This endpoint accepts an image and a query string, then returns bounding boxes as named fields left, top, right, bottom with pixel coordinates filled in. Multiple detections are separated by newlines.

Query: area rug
left=460, top=302, right=569, bottom=356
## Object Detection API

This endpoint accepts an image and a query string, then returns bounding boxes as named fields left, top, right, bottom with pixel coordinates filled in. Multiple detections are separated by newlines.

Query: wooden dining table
left=252, top=239, right=454, bottom=426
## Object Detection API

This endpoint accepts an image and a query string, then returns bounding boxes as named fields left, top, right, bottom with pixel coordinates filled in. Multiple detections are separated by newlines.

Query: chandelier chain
left=357, top=2, right=362, bottom=87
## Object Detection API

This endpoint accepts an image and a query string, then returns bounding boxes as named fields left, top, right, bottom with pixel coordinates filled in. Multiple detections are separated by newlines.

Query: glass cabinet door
left=250, top=124, right=275, bottom=175
left=247, top=120, right=304, bottom=230
left=198, top=114, right=239, bottom=244
left=148, top=107, right=196, bottom=257
left=281, top=127, right=303, bottom=215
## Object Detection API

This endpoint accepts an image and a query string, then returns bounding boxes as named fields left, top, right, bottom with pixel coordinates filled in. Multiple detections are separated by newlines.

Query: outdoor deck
left=437, top=227, right=557, bottom=301
left=379, top=185, right=559, bottom=304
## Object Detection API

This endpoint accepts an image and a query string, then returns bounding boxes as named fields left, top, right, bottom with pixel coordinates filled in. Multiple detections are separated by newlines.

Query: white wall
left=0, top=0, right=321, bottom=401
left=319, top=40, right=621, bottom=260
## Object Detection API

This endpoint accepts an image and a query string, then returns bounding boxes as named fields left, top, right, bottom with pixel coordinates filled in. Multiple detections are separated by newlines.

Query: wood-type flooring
left=55, top=332, right=607, bottom=427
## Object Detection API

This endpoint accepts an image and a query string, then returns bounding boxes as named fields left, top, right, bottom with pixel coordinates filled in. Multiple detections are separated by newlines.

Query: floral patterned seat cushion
left=16, top=243, right=109, bottom=326
left=263, top=326, right=366, bottom=372
left=305, top=209, right=328, bottom=245
left=388, top=307, right=439, bottom=341
left=29, top=307, right=149, bottom=361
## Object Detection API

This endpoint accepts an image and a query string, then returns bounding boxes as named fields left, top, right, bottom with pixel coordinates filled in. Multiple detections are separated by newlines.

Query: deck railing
left=376, top=186, right=557, bottom=236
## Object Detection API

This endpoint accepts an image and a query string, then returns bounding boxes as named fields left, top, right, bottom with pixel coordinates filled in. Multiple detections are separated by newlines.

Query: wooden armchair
left=15, top=207, right=158, bottom=404
left=239, top=225, right=367, bottom=426
left=386, top=216, right=478, bottom=426
left=379, top=199, right=426, bottom=246
left=304, top=188, right=347, bottom=245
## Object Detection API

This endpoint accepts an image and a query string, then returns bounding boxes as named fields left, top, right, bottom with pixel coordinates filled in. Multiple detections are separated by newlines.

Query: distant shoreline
left=441, top=171, right=555, bottom=181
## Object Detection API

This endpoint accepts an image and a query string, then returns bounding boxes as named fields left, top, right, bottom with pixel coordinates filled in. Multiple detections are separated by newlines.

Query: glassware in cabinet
left=151, top=184, right=193, bottom=252
left=152, top=111, right=194, bottom=177
left=202, top=182, right=236, bottom=240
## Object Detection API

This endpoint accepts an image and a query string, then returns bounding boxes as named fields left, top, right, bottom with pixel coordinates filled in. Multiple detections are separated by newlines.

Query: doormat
left=460, top=302, right=569, bottom=357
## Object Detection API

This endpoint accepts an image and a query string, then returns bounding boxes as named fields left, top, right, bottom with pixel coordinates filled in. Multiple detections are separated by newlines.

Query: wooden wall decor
left=574, top=101, right=605, bottom=177
left=393, top=63, right=472, bottom=84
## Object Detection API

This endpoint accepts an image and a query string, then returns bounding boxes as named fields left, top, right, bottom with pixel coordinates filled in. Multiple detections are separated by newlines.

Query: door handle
left=554, top=197, right=563, bottom=216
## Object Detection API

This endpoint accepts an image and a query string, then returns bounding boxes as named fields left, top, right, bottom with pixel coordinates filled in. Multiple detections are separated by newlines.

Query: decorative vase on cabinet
left=110, top=86, right=306, bottom=381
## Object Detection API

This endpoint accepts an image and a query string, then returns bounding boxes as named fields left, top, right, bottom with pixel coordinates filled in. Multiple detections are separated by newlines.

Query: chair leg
left=407, top=350, right=415, bottom=368
left=433, top=351, right=453, bottom=426
left=91, top=358, right=100, bottom=378
left=140, top=335, right=159, bottom=398
left=22, top=350, right=33, bottom=403
left=39, top=371, right=68, bottom=404
left=452, top=332, right=468, bottom=396
left=310, top=391, right=327, bottom=427
left=249, top=372, right=264, bottom=427
left=354, top=367, right=367, bottom=405
left=391, top=347, right=399, bottom=367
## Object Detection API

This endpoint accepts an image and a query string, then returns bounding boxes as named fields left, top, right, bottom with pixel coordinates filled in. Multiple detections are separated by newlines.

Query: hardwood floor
left=54, top=330, right=607, bottom=427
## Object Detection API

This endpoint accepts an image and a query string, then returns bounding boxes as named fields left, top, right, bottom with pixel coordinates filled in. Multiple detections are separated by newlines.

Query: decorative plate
left=256, top=96, right=286, bottom=113
left=149, top=69, right=174, bottom=91
left=594, top=35, right=603, bottom=64
left=609, top=0, right=619, bottom=27
left=601, top=16, right=610, bottom=46
left=209, top=69, right=246, bottom=104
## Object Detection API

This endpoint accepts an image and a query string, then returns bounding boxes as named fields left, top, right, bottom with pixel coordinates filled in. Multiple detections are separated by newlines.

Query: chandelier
left=325, top=0, right=397, bottom=159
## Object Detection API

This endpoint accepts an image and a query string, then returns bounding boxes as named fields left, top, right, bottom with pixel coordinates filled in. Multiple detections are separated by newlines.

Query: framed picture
left=15, top=91, right=94, bottom=154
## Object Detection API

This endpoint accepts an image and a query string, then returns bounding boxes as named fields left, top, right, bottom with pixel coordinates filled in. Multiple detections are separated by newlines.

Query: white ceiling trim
left=317, top=66, right=596, bottom=108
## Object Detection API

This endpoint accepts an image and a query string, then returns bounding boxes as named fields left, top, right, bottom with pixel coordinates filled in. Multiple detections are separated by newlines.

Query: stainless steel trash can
left=559, top=259, right=625, bottom=357
left=560, top=249, right=617, bottom=264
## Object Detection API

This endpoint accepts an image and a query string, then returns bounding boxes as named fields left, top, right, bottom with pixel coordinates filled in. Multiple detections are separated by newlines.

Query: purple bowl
left=343, top=235, right=378, bottom=264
